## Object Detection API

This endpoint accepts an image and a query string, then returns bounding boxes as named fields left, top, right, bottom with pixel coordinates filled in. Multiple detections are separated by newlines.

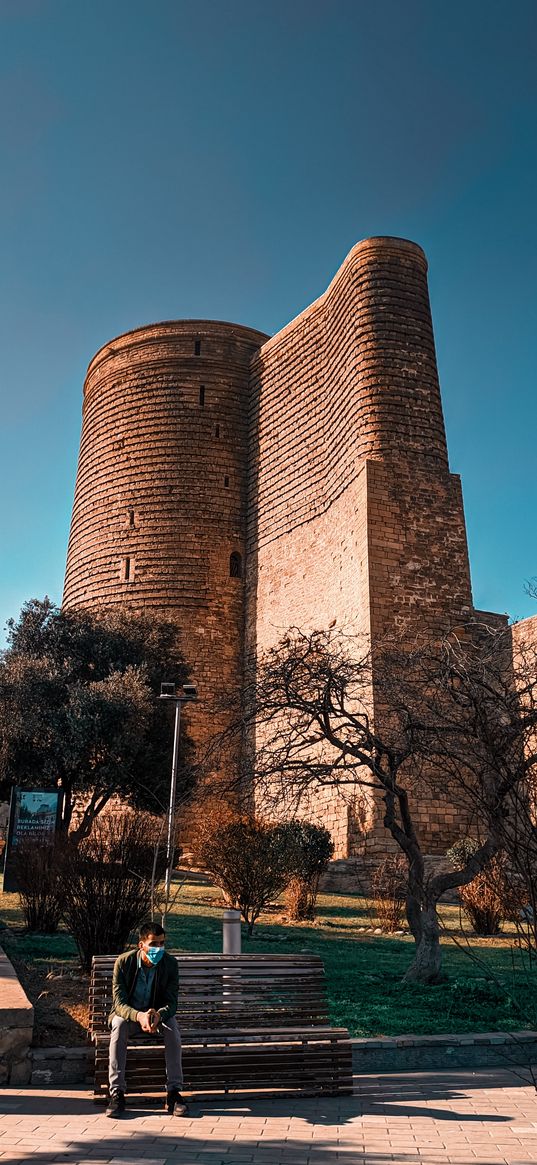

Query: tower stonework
left=246, top=238, right=476, bottom=854
left=64, top=237, right=526, bottom=857
left=63, top=320, right=268, bottom=749
left=248, top=239, right=472, bottom=645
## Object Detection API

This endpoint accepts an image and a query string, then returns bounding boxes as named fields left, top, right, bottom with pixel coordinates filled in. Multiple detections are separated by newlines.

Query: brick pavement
left=2, top=1069, right=537, bottom=1165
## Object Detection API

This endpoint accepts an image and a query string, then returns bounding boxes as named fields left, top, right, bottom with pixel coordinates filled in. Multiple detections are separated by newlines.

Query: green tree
left=0, top=598, right=195, bottom=838
left=277, top=820, right=334, bottom=920
left=189, top=807, right=294, bottom=935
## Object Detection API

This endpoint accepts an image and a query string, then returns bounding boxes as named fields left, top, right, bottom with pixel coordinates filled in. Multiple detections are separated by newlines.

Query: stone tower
left=63, top=320, right=268, bottom=749
left=64, top=237, right=505, bottom=855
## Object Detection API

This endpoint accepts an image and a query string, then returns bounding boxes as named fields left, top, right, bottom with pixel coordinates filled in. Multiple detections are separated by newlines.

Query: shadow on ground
left=1, top=1071, right=533, bottom=1165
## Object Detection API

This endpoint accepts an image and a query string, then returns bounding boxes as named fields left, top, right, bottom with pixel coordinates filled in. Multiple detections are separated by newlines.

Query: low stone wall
left=320, top=855, right=459, bottom=899
left=28, top=1031, right=537, bottom=1086
left=0, top=945, right=34, bottom=1085
left=31, top=1046, right=93, bottom=1086
left=351, top=1030, right=537, bottom=1074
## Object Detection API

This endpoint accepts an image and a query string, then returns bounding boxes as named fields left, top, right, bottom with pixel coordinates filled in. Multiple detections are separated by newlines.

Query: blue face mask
left=144, top=945, right=165, bottom=966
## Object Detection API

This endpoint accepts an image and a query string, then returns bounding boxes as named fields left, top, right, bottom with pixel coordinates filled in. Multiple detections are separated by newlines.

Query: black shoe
left=106, top=1089, right=126, bottom=1117
left=166, top=1088, right=189, bottom=1116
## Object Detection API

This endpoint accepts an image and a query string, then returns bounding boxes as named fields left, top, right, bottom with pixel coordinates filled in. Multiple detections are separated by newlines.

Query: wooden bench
left=89, top=952, right=353, bottom=1099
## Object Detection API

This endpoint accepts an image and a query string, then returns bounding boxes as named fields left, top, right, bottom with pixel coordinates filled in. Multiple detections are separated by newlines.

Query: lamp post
left=159, top=682, right=198, bottom=927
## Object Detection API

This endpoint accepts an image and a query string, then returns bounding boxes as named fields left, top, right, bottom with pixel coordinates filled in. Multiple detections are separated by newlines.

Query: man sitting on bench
left=106, top=921, right=188, bottom=1117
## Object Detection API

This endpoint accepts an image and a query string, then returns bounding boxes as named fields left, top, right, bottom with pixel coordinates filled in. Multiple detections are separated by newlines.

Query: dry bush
left=447, top=839, right=517, bottom=935
left=458, top=869, right=503, bottom=934
left=60, top=810, right=166, bottom=970
left=371, top=855, right=407, bottom=932
left=284, top=876, right=310, bottom=921
left=14, top=839, right=64, bottom=933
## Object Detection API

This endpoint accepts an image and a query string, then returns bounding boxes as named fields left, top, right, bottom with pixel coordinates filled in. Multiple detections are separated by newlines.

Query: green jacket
left=109, top=949, right=179, bottom=1026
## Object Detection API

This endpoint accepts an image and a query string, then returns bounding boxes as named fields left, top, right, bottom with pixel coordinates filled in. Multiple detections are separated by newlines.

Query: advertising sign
left=2, top=788, right=63, bottom=893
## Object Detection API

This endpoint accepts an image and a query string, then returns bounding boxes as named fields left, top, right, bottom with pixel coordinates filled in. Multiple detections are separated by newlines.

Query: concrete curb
left=0, top=945, right=34, bottom=1085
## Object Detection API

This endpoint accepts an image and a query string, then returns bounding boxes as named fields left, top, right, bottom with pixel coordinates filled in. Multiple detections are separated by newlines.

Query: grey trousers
left=108, top=1015, right=183, bottom=1093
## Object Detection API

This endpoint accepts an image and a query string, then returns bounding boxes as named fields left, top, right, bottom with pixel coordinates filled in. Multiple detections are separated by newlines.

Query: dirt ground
left=9, top=954, right=89, bottom=1046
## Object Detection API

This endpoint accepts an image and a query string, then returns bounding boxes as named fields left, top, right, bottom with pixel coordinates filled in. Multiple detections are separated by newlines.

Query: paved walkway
left=2, top=1069, right=537, bottom=1164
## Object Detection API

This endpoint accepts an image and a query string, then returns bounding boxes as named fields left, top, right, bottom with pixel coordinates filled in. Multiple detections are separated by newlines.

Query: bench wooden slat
left=90, top=952, right=352, bottom=1099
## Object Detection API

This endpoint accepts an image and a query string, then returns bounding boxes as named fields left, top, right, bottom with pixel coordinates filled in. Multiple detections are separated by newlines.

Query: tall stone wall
left=247, top=238, right=468, bottom=649
left=63, top=320, right=267, bottom=749
left=247, top=237, right=477, bottom=855
left=511, top=614, right=537, bottom=654
left=511, top=614, right=537, bottom=802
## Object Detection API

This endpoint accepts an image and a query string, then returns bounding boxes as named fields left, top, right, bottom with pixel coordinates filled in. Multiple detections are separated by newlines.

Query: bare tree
left=217, top=625, right=537, bottom=984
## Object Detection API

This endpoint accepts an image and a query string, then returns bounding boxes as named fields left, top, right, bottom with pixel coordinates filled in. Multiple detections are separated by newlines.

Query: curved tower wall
left=64, top=320, right=268, bottom=749
left=247, top=237, right=475, bottom=854
left=248, top=237, right=472, bottom=648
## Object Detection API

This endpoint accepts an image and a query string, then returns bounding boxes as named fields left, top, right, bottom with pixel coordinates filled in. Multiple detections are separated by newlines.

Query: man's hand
left=137, top=1009, right=160, bottom=1033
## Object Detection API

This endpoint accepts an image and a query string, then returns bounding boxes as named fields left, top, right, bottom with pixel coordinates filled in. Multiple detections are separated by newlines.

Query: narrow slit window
left=127, top=507, right=135, bottom=527
left=121, top=556, right=132, bottom=582
left=224, top=475, right=229, bottom=488
left=215, top=424, right=220, bottom=437
left=199, top=385, right=205, bottom=407
left=230, top=552, right=242, bottom=578
left=194, top=339, right=201, bottom=355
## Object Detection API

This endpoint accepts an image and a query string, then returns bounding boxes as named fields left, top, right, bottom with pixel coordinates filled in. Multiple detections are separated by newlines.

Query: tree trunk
left=405, top=888, right=423, bottom=945
left=60, top=785, right=73, bottom=832
left=68, top=790, right=112, bottom=842
left=403, top=902, right=444, bottom=984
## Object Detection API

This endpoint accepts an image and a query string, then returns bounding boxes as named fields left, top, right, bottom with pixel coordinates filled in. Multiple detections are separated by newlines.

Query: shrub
left=371, top=855, right=407, bottom=932
left=190, top=813, right=292, bottom=934
left=447, top=838, right=513, bottom=935
left=278, top=820, right=334, bottom=920
left=60, top=810, right=167, bottom=970
left=14, top=839, right=64, bottom=933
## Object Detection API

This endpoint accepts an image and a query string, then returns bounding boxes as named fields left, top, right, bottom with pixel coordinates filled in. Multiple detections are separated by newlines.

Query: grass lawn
left=2, top=872, right=537, bottom=1043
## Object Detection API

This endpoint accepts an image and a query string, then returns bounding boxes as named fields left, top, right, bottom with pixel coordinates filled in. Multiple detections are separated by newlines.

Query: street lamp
left=159, top=681, right=198, bottom=927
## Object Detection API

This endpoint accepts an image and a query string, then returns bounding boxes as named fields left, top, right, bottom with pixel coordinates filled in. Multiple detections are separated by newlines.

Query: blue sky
left=1, top=0, right=536, bottom=639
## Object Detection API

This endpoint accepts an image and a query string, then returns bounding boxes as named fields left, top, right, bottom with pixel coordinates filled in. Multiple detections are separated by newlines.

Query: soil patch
left=7, top=950, right=89, bottom=1046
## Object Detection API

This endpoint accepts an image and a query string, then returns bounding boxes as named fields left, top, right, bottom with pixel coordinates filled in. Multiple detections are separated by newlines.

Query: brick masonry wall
left=248, top=238, right=449, bottom=562
left=511, top=613, right=537, bottom=792
left=364, top=458, right=475, bottom=853
left=511, top=613, right=537, bottom=653
left=247, top=237, right=484, bottom=855
left=63, top=320, right=268, bottom=751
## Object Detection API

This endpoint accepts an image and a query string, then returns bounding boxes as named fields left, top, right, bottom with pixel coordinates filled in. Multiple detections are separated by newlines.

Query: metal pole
left=222, top=909, right=241, bottom=954
left=162, top=699, right=181, bottom=928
